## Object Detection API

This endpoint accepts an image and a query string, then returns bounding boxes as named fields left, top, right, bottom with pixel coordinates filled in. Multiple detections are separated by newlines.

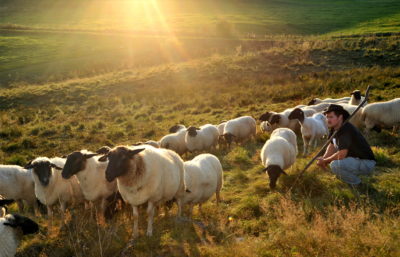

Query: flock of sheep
left=0, top=89, right=399, bottom=256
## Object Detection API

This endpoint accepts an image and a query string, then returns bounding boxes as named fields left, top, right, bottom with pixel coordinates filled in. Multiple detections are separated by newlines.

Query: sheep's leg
left=198, top=204, right=203, bottom=214
left=132, top=206, right=139, bottom=238
left=99, top=198, right=107, bottom=224
left=176, top=198, right=183, bottom=217
left=188, top=203, right=194, bottom=218
left=17, top=200, right=24, bottom=212
left=303, top=136, right=309, bottom=156
left=47, top=205, right=53, bottom=229
left=216, top=190, right=221, bottom=205
left=146, top=202, right=155, bottom=237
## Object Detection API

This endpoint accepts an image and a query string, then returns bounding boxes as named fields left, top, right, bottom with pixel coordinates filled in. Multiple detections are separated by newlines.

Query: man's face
left=326, top=112, right=342, bottom=128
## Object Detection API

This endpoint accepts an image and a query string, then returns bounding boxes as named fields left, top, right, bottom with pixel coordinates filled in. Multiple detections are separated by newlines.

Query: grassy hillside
left=1, top=34, right=399, bottom=256
left=1, top=1, right=400, bottom=256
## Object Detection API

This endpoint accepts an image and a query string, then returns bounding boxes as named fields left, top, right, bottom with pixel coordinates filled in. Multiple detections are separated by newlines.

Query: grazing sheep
left=185, top=124, right=219, bottom=152
left=160, top=125, right=187, bottom=155
left=99, top=145, right=185, bottom=238
left=0, top=213, right=39, bottom=257
left=223, top=116, right=256, bottom=147
left=349, top=90, right=367, bottom=106
left=62, top=150, right=118, bottom=222
left=259, top=108, right=315, bottom=133
left=183, top=154, right=223, bottom=216
left=26, top=157, right=84, bottom=218
left=361, top=98, right=400, bottom=133
left=308, top=97, right=351, bottom=105
left=288, top=108, right=328, bottom=156
left=260, top=128, right=297, bottom=189
left=0, top=165, right=37, bottom=212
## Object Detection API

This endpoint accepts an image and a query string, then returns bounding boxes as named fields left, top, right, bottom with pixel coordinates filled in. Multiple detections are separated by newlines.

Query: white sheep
left=26, top=157, right=84, bottom=218
left=159, top=125, right=187, bottom=155
left=222, top=116, right=256, bottom=147
left=259, top=108, right=315, bottom=133
left=308, top=96, right=351, bottom=105
left=185, top=124, right=219, bottom=152
left=337, top=103, right=365, bottom=129
left=303, top=102, right=332, bottom=113
left=62, top=150, right=118, bottom=222
left=99, top=145, right=185, bottom=238
left=260, top=128, right=297, bottom=189
left=0, top=165, right=37, bottom=212
left=348, top=90, right=367, bottom=106
left=361, top=98, right=400, bottom=133
left=288, top=108, right=328, bottom=156
left=0, top=213, right=39, bottom=257
left=183, top=154, right=223, bottom=216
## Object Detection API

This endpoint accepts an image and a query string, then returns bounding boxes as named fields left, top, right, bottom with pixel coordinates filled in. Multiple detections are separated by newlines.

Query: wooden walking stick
left=288, top=85, right=372, bottom=190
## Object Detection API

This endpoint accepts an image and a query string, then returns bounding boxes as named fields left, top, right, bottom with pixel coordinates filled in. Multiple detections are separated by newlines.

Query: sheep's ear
left=195, top=127, right=201, bottom=130
left=281, top=170, right=288, bottom=175
left=24, top=160, right=33, bottom=169
left=50, top=163, right=63, bottom=170
left=84, top=153, right=98, bottom=159
left=128, top=148, right=145, bottom=158
left=262, top=167, right=268, bottom=173
left=270, top=114, right=281, bottom=124
left=0, top=199, right=15, bottom=207
left=98, top=155, right=108, bottom=162
left=61, top=155, right=67, bottom=158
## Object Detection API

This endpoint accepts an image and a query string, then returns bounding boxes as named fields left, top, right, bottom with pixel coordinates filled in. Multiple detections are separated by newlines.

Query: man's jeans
left=330, top=157, right=376, bottom=185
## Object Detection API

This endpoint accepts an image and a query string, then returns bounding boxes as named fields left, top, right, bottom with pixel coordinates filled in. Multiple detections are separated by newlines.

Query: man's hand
left=316, top=157, right=329, bottom=170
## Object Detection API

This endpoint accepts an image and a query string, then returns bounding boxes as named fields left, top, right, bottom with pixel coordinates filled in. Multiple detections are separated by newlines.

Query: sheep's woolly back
left=74, top=150, right=117, bottom=202
left=261, top=128, right=297, bottom=171
left=224, top=116, right=256, bottom=139
left=116, top=146, right=184, bottom=207
left=183, top=154, right=223, bottom=205
left=361, top=98, right=400, bottom=129
left=0, top=218, right=19, bottom=257
left=160, top=129, right=187, bottom=155
left=0, top=165, right=36, bottom=206
left=185, top=124, right=219, bottom=152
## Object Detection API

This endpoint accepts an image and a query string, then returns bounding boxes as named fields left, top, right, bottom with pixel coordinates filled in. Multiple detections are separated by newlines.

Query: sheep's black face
left=307, top=99, right=317, bottom=105
left=103, top=147, right=145, bottom=182
left=264, top=165, right=287, bottom=189
left=62, top=151, right=97, bottom=179
left=270, top=114, right=281, bottom=125
left=259, top=112, right=272, bottom=121
left=187, top=127, right=199, bottom=137
left=96, top=146, right=111, bottom=155
left=3, top=214, right=39, bottom=235
left=223, top=133, right=235, bottom=145
left=26, top=161, right=60, bottom=187
left=288, top=108, right=304, bottom=122
left=169, top=124, right=185, bottom=133
left=351, top=90, right=361, bottom=100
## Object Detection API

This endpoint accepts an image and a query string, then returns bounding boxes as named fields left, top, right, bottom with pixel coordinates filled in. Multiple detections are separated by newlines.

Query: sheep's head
left=62, top=151, right=98, bottom=179
left=187, top=126, right=200, bottom=137
left=96, top=146, right=111, bottom=155
left=259, top=112, right=272, bottom=121
left=223, top=133, right=236, bottom=146
left=169, top=124, right=186, bottom=133
left=99, top=146, right=145, bottom=182
left=270, top=114, right=281, bottom=125
left=3, top=214, right=39, bottom=235
left=263, top=165, right=287, bottom=189
left=288, top=108, right=305, bottom=122
left=25, top=158, right=62, bottom=187
left=308, top=99, right=317, bottom=105
left=351, top=90, right=362, bottom=100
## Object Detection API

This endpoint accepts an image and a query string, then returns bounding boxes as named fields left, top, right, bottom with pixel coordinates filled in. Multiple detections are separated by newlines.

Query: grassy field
left=1, top=0, right=400, bottom=256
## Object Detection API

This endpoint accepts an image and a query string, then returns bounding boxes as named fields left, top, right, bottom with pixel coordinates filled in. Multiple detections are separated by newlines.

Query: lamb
left=62, top=150, right=118, bottom=222
left=185, top=124, right=219, bottom=152
left=288, top=108, right=328, bottom=156
left=26, top=157, right=84, bottom=218
left=260, top=128, right=297, bottom=189
left=99, top=145, right=185, bottom=238
left=159, top=125, right=187, bottom=155
left=308, top=97, right=351, bottom=105
left=348, top=90, right=367, bottom=106
left=0, top=165, right=37, bottom=212
left=222, top=116, right=256, bottom=147
left=0, top=212, right=39, bottom=257
left=361, top=98, right=400, bottom=133
left=183, top=154, right=223, bottom=216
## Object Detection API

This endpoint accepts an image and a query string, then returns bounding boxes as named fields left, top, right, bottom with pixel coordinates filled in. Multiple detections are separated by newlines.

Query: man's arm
left=323, top=143, right=337, bottom=158
left=324, top=149, right=348, bottom=163
left=317, top=144, right=348, bottom=168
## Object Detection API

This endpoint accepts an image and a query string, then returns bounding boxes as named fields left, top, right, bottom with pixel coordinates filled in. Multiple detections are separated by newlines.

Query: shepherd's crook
left=289, top=85, right=372, bottom=189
